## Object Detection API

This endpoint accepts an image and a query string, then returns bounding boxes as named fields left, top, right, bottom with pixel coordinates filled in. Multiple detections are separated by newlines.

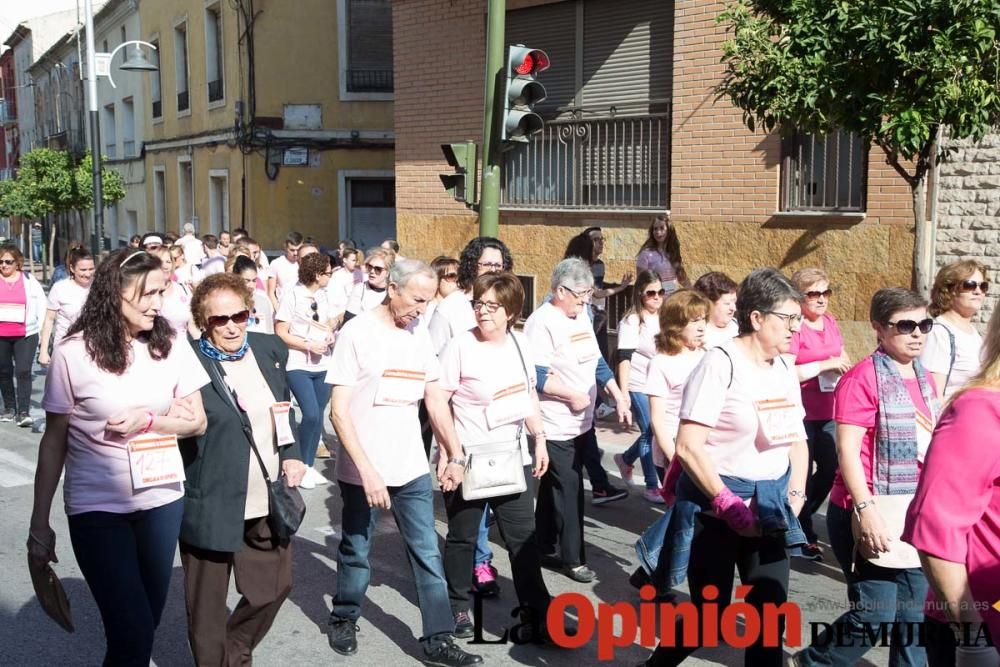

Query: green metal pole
left=479, top=0, right=505, bottom=237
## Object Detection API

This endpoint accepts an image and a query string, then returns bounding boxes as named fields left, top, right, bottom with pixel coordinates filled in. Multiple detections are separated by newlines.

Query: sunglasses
left=365, top=263, right=386, bottom=275
left=206, top=310, right=251, bottom=328
left=441, top=272, right=459, bottom=281
left=805, top=289, right=833, bottom=299
left=0, top=259, right=16, bottom=266
left=644, top=289, right=667, bottom=298
left=886, top=318, right=934, bottom=335
left=310, top=301, right=319, bottom=322
left=959, top=280, right=989, bottom=294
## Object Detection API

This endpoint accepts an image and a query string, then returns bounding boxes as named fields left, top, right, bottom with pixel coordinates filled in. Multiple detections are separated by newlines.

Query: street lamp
left=83, top=0, right=158, bottom=254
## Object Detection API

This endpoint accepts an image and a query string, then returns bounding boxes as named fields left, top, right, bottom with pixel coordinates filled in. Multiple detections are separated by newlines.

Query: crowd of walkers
left=15, top=219, right=1000, bottom=666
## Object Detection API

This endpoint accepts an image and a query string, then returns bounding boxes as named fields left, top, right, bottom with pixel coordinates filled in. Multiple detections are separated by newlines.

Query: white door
left=347, top=178, right=395, bottom=251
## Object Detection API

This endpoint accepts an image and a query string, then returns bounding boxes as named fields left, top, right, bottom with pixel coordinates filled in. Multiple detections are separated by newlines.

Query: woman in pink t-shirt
left=787, top=267, right=851, bottom=561
left=28, top=248, right=209, bottom=666
left=634, top=215, right=690, bottom=294
left=694, top=271, right=739, bottom=348
left=796, top=288, right=938, bottom=667
left=903, top=306, right=1000, bottom=666
left=0, top=244, right=47, bottom=426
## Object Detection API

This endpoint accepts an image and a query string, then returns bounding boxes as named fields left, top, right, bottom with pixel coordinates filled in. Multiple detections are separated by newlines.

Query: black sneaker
left=453, top=610, right=474, bottom=639
left=592, top=484, right=628, bottom=505
left=564, top=564, right=596, bottom=583
left=16, top=413, right=32, bottom=428
left=0, top=410, right=13, bottom=422
left=328, top=619, right=359, bottom=656
left=423, top=636, right=483, bottom=666
left=791, top=543, right=823, bottom=561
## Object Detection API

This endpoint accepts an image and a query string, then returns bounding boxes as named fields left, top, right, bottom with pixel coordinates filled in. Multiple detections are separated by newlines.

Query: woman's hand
left=27, top=525, right=58, bottom=570
left=856, top=507, right=892, bottom=559
left=788, top=492, right=806, bottom=517
left=532, top=440, right=549, bottom=478
left=282, top=459, right=306, bottom=487
left=105, top=408, right=152, bottom=437
left=308, top=340, right=330, bottom=356
left=38, top=350, right=50, bottom=367
left=568, top=392, right=591, bottom=413
left=165, top=396, right=195, bottom=421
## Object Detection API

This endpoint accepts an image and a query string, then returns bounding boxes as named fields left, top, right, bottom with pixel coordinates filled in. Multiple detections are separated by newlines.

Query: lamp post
left=83, top=0, right=157, bottom=254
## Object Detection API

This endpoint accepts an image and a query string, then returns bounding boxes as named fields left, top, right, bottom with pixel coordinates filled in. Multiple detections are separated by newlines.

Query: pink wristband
left=142, top=411, right=155, bottom=433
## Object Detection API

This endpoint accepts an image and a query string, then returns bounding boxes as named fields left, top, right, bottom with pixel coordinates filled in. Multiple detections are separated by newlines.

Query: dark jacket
left=179, top=332, right=301, bottom=552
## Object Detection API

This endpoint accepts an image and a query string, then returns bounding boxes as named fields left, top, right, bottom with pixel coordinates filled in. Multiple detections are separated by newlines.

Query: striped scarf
left=872, top=347, right=939, bottom=495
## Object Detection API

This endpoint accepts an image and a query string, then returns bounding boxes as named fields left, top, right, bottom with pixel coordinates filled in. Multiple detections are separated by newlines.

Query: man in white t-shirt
left=324, top=259, right=481, bottom=667
left=267, top=231, right=303, bottom=311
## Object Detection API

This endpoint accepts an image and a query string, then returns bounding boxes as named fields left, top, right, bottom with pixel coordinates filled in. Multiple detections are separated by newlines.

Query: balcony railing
left=346, top=68, right=393, bottom=93
left=123, top=140, right=136, bottom=158
left=501, top=113, right=670, bottom=211
left=105, top=143, right=117, bottom=159
left=177, top=90, right=189, bottom=112
left=152, top=99, right=162, bottom=118
left=208, top=79, right=223, bottom=102
left=0, top=100, right=15, bottom=125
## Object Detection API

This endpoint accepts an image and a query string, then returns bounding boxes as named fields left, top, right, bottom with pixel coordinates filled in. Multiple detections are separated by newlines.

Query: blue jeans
left=331, top=474, right=455, bottom=644
left=286, top=369, right=331, bottom=467
left=68, top=498, right=184, bottom=666
left=798, top=503, right=929, bottom=667
left=622, top=391, right=658, bottom=489
left=475, top=505, right=494, bottom=566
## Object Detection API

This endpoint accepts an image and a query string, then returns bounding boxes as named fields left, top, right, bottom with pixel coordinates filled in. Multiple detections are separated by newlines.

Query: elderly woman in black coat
left=179, top=272, right=305, bottom=666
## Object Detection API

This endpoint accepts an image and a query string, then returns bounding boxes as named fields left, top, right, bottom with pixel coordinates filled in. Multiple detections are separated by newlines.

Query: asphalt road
left=0, top=363, right=889, bottom=666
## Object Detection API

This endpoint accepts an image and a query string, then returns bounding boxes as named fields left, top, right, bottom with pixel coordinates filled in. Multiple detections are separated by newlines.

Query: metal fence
left=501, top=113, right=670, bottom=211
left=208, top=80, right=224, bottom=103
left=780, top=129, right=866, bottom=212
left=177, top=91, right=189, bottom=112
left=346, top=68, right=393, bottom=93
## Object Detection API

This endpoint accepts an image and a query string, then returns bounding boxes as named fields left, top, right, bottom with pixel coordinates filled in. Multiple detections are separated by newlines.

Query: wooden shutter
left=349, top=0, right=393, bottom=71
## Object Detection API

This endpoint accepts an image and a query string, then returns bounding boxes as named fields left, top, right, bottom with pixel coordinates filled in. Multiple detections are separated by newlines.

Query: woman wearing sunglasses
left=276, top=252, right=338, bottom=489
left=613, top=270, right=667, bottom=503
left=344, top=246, right=395, bottom=322
left=179, top=273, right=305, bottom=665
left=787, top=267, right=852, bottom=562
left=795, top=288, right=938, bottom=667
left=922, top=259, right=988, bottom=399
left=0, top=244, right=47, bottom=426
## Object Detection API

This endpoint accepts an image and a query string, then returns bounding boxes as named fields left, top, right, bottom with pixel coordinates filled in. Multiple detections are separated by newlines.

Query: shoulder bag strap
left=715, top=346, right=735, bottom=389
left=205, top=358, right=274, bottom=485
left=509, top=333, right=530, bottom=441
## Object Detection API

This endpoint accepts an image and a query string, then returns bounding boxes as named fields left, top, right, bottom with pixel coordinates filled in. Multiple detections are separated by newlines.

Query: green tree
left=717, top=0, right=1000, bottom=294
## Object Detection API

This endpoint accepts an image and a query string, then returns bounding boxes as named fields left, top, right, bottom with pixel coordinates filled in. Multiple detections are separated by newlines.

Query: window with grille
left=780, top=129, right=866, bottom=212
left=346, top=0, right=393, bottom=93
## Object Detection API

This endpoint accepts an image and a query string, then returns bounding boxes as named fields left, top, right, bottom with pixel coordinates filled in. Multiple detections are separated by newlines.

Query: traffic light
left=502, top=45, right=549, bottom=143
left=440, top=141, right=478, bottom=205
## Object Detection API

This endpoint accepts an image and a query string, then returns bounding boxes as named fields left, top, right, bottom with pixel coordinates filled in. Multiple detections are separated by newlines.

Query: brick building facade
left=393, top=0, right=916, bottom=356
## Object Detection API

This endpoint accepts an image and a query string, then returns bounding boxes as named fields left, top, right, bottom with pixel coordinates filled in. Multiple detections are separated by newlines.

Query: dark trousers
left=68, top=498, right=184, bottom=667
left=646, top=514, right=791, bottom=667
left=925, top=615, right=957, bottom=667
left=536, top=435, right=586, bottom=567
left=443, top=465, right=551, bottom=617
left=578, top=425, right=611, bottom=491
left=799, top=419, right=838, bottom=543
left=180, top=517, right=292, bottom=667
left=0, top=333, right=38, bottom=414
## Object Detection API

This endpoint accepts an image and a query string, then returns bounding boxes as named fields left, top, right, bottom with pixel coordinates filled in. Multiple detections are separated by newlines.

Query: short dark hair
left=201, top=234, right=218, bottom=249
left=0, top=243, right=24, bottom=269
left=298, top=252, right=331, bottom=285
left=232, top=255, right=257, bottom=275
left=735, top=268, right=802, bottom=335
left=285, top=231, right=303, bottom=246
left=870, top=287, right=928, bottom=324
left=472, top=272, right=524, bottom=330
left=563, top=234, right=594, bottom=263
left=694, top=271, right=738, bottom=302
left=457, top=237, right=514, bottom=290
left=431, top=255, right=458, bottom=277
left=383, top=238, right=400, bottom=253
left=67, top=246, right=94, bottom=272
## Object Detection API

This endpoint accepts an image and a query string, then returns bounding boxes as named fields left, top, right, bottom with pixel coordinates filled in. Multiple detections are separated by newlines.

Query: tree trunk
left=911, top=176, right=932, bottom=299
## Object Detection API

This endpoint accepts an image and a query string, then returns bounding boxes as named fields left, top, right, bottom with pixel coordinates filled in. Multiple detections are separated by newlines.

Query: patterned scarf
left=198, top=336, right=250, bottom=362
left=872, top=346, right=939, bottom=495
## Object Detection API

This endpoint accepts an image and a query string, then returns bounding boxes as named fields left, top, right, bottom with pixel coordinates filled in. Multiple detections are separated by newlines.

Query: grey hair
left=735, top=268, right=803, bottom=335
left=390, top=258, right=438, bottom=290
left=869, top=287, right=927, bottom=324
left=183, top=222, right=195, bottom=234
left=550, top=257, right=595, bottom=293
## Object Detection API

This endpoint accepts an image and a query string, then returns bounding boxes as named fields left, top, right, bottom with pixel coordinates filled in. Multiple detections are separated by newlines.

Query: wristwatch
left=448, top=457, right=466, bottom=467
left=854, top=499, right=875, bottom=514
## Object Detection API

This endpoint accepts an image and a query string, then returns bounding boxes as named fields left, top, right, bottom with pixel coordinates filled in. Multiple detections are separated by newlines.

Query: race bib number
left=485, top=382, right=532, bottom=429
left=0, top=303, right=26, bottom=323
left=127, top=434, right=185, bottom=490
left=818, top=370, right=841, bottom=393
left=271, top=401, right=295, bottom=446
left=754, top=397, right=807, bottom=445
left=915, top=410, right=934, bottom=463
left=373, top=368, right=426, bottom=406
left=570, top=331, right=599, bottom=363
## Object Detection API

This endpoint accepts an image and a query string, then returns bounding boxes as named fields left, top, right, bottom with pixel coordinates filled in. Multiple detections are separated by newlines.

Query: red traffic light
left=511, top=49, right=550, bottom=76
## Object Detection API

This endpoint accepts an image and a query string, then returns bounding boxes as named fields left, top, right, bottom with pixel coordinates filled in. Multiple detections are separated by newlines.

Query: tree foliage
left=0, top=148, right=126, bottom=219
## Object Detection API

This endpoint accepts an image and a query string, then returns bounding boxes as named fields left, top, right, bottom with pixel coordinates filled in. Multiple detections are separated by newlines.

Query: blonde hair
left=790, top=267, right=829, bottom=292
left=224, top=245, right=253, bottom=272
left=364, top=247, right=395, bottom=269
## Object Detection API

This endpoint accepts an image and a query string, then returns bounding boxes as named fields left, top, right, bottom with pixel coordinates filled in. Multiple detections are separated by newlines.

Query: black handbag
left=207, top=358, right=306, bottom=542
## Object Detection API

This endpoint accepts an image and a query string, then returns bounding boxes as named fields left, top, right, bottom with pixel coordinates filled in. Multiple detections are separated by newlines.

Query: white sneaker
left=643, top=489, right=665, bottom=504
left=299, top=472, right=316, bottom=490
left=307, top=466, right=328, bottom=486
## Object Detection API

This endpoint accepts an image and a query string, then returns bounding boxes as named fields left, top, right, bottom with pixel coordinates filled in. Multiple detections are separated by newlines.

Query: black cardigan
left=178, top=332, right=302, bottom=552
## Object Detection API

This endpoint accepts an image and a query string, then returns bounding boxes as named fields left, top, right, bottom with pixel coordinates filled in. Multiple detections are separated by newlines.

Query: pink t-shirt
left=617, top=312, right=660, bottom=392
left=438, top=330, right=536, bottom=465
left=645, top=349, right=705, bottom=467
left=428, top=289, right=476, bottom=356
left=524, top=301, right=603, bottom=441
left=42, top=334, right=210, bottom=515
left=789, top=313, right=845, bottom=421
left=902, top=389, right=1000, bottom=638
left=0, top=273, right=28, bottom=337
left=829, top=356, right=936, bottom=510
left=679, top=341, right=805, bottom=480
left=635, top=248, right=679, bottom=290
left=276, top=284, right=333, bottom=372
left=160, top=283, right=193, bottom=336
left=46, top=279, right=89, bottom=344
left=269, top=256, right=299, bottom=303
left=325, top=310, right=441, bottom=486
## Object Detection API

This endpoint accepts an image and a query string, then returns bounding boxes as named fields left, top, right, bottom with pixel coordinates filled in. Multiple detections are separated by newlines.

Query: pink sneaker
left=643, top=489, right=666, bottom=504
left=472, top=561, right=499, bottom=597
left=613, top=453, right=634, bottom=485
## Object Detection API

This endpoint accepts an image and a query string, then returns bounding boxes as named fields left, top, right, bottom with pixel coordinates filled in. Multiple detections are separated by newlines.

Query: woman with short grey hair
left=524, top=257, right=632, bottom=583
left=641, top=268, right=809, bottom=666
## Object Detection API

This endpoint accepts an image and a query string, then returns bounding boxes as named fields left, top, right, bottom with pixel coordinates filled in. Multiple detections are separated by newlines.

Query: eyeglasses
left=644, top=289, right=667, bottom=298
left=477, top=261, right=504, bottom=271
left=365, top=263, right=386, bottom=275
left=0, top=259, right=16, bottom=266
left=310, top=301, right=319, bottom=322
left=472, top=300, right=504, bottom=314
left=206, top=310, right=251, bottom=328
left=805, top=289, right=833, bottom=300
left=441, top=272, right=459, bottom=282
left=560, top=285, right=594, bottom=300
left=959, top=280, right=990, bottom=294
left=886, top=318, right=934, bottom=335
left=764, top=311, right=804, bottom=329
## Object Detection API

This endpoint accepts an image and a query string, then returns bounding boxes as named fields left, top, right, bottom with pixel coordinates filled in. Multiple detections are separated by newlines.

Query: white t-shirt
left=645, top=349, right=705, bottom=467
left=269, top=256, right=300, bottom=303
left=46, top=279, right=89, bottom=344
left=524, top=301, right=603, bottom=441
left=249, top=291, right=274, bottom=335
left=160, top=283, right=193, bottom=336
left=325, top=310, right=441, bottom=486
left=346, top=282, right=387, bottom=316
left=439, top=330, right=535, bottom=465
left=42, top=334, right=210, bottom=515
left=275, top=284, right=333, bottom=371
left=177, top=235, right=205, bottom=267
left=328, top=269, right=355, bottom=308
left=428, top=289, right=476, bottom=355
left=174, top=262, right=202, bottom=288
left=704, top=319, right=739, bottom=348
left=617, top=311, right=660, bottom=392
left=679, top=340, right=804, bottom=480
left=921, top=316, right=983, bottom=398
